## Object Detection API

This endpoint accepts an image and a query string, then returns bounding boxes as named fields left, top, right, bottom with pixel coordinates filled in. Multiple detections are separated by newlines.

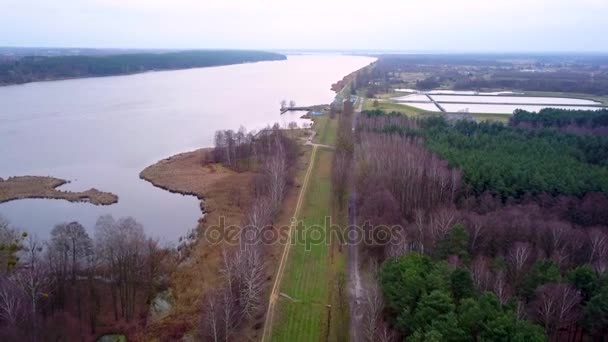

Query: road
left=303, top=130, right=336, bottom=150
left=261, top=144, right=318, bottom=342
left=348, top=96, right=364, bottom=342
left=425, top=94, right=447, bottom=112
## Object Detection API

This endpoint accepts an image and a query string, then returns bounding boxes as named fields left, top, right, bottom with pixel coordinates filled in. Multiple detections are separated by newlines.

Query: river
left=0, top=54, right=375, bottom=241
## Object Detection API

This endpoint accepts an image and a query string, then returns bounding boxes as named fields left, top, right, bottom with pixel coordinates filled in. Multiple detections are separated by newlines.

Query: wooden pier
left=280, top=104, right=329, bottom=114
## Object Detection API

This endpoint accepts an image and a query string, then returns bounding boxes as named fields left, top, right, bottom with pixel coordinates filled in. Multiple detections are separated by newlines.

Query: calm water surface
left=0, top=55, right=375, bottom=241
left=394, top=92, right=604, bottom=114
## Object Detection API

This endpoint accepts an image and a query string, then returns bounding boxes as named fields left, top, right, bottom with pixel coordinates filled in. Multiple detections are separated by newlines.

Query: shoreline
left=0, top=53, right=287, bottom=88
left=140, top=148, right=258, bottom=339
left=0, top=175, right=118, bottom=205
left=139, top=148, right=214, bottom=205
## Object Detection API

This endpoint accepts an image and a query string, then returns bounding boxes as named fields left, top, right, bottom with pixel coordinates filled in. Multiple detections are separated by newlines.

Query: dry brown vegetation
left=0, top=176, right=117, bottom=205
left=139, top=148, right=257, bottom=340
left=139, top=148, right=233, bottom=209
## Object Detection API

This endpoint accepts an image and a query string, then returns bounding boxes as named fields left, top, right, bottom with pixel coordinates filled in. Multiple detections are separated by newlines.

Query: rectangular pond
left=428, top=95, right=602, bottom=106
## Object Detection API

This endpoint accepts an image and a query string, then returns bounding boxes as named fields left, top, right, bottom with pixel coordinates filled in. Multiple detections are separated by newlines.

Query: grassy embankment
left=0, top=176, right=118, bottom=205
left=312, top=114, right=338, bottom=146
left=271, top=114, right=348, bottom=342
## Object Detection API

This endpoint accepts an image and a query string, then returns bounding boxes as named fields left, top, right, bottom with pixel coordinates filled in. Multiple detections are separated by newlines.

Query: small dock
left=280, top=104, right=329, bottom=114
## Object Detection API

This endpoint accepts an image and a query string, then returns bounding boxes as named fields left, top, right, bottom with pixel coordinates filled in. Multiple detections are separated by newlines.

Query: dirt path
left=261, top=144, right=318, bottom=342
left=302, top=130, right=336, bottom=150
left=348, top=96, right=365, bottom=342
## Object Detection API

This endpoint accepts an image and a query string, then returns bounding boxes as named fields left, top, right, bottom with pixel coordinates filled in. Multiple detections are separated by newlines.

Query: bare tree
left=531, top=283, right=581, bottom=338
left=469, top=256, right=492, bottom=292
left=200, top=287, right=238, bottom=342
left=0, top=275, right=25, bottom=326
left=14, top=235, right=53, bottom=334
left=385, top=226, right=409, bottom=258
left=236, top=247, right=266, bottom=319
left=375, top=321, right=398, bottom=342
left=362, top=282, right=384, bottom=342
left=355, top=132, right=461, bottom=224
left=264, top=143, right=287, bottom=214
left=588, top=228, right=608, bottom=263
left=493, top=270, right=511, bottom=305
left=464, top=213, right=486, bottom=252
left=47, top=221, right=93, bottom=313
left=95, top=215, right=146, bottom=322
left=220, top=247, right=266, bottom=321
left=508, top=242, right=533, bottom=285
left=429, top=206, right=457, bottom=248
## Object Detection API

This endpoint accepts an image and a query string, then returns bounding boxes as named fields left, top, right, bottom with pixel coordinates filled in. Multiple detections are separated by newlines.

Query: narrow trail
left=261, top=144, right=318, bottom=342
left=348, top=96, right=365, bottom=342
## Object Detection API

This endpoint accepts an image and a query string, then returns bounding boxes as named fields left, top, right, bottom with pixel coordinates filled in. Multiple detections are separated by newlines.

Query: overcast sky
left=2, top=0, right=608, bottom=52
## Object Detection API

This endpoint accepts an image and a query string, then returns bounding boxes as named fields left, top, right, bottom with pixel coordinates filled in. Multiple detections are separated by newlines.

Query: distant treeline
left=451, top=71, right=608, bottom=96
left=511, top=108, right=608, bottom=136
left=0, top=50, right=286, bottom=85
left=357, top=54, right=608, bottom=96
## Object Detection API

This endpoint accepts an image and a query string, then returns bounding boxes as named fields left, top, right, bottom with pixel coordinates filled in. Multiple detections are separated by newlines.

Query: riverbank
left=0, top=50, right=287, bottom=86
left=0, top=176, right=118, bottom=205
left=139, top=148, right=227, bottom=212
left=139, top=148, right=257, bottom=339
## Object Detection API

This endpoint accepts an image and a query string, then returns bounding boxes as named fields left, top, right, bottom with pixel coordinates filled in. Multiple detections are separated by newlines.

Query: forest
left=203, top=125, right=298, bottom=341
left=352, top=109, right=608, bottom=341
left=0, top=50, right=286, bottom=85
left=0, top=214, right=172, bottom=341
left=511, top=108, right=608, bottom=136
left=360, top=111, right=608, bottom=197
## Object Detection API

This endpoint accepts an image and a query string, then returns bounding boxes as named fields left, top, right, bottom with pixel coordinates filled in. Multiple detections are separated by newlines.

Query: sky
left=2, top=0, right=608, bottom=52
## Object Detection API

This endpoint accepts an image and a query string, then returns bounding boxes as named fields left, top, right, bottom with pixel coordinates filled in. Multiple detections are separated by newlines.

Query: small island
left=0, top=176, right=118, bottom=205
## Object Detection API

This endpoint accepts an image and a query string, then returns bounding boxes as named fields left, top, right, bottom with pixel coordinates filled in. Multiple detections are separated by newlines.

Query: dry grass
left=141, top=144, right=314, bottom=341
left=271, top=148, right=341, bottom=342
left=141, top=148, right=256, bottom=340
left=0, top=176, right=118, bottom=205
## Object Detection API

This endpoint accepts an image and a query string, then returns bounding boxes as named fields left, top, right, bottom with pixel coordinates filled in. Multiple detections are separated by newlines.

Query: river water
left=0, top=54, right=375, bottom=241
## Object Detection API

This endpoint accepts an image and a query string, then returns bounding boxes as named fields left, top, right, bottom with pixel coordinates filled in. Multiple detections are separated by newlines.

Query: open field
left=469, top=113, right=510, bottom=122
left=266, top=112, right=349, bottom=341
left=362, top=98, right=429, bottom=116
left=312, top=115, right=338, bottom=146
left=271, top=148, right=336, bottom=342
left=0, top=175, right=117, bottom=205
